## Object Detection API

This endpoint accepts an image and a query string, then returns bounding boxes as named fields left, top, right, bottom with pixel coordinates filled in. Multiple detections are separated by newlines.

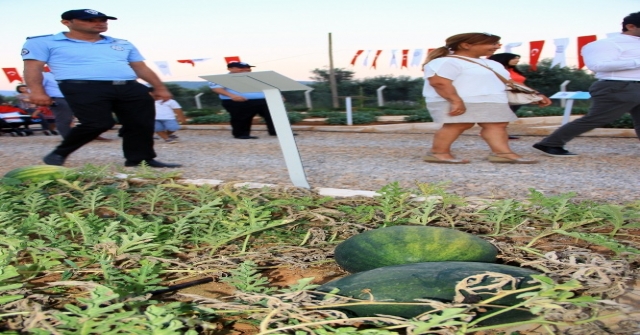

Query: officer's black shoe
left=124, top=159, right=182, bottom=168
left=234, top=136, right=259, bottom=139
left=43, top=152, right=66, bottom=166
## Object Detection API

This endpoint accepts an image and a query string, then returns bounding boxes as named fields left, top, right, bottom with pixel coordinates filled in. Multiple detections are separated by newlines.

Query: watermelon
left=334, top=226, right=497, bottom=273
left=316, top=261, right=540, bottom=324
left=3, top=165, right=72, bottom=182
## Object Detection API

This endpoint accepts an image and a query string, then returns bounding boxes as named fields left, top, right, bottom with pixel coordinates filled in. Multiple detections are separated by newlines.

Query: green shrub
left=308, top=110, right=332, bottom=118
left=603, top=114, right=634, bottom=129
left=290, top=106, right=309, bottom=112
left=325, top=112, right=378, bottom=125
left=188, top=114, right=230, bottom=124
left=404, top=111, right=433, bottom=122
left=184, top=108, right=219, bottom=117
left=287, top=112, right=306, bottom=124
left=382, top=109, right=424, bottom=116
left=516, top=106, right=589, bottom=117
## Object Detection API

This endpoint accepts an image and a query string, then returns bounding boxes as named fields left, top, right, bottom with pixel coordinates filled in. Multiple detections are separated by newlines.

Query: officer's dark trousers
left=221, top=99, right=276, bottom=137
left=53, top=81, right=156, bottom=162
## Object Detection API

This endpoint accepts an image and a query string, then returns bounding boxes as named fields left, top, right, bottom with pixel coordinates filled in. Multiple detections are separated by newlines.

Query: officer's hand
left=152, top=87, right=173, bottom=102
left=230, top=95, right=248, bottom=102
left=29, top=93, right=53, bottom=106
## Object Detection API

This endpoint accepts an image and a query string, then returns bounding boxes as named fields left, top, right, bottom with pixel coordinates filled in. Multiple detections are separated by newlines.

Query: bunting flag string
left=529, top=40, right=545, bottom=71
left=551, top=38, right=569, bottom=68
left=362, top=50, right=372, bottom=67
left=154, top=61, right=172, bottom=76
left=224, top=56, right=241, bottom=64
left=504, top=42, right=522, bottom=53
left=176, top=58, right=211, bottom=67
left=577, top=35, right=597, bottom=69
left=400, top=49, right=409, bottom=69
left=350, top=50, right=364, bottom=66
left=371, top=50, right=383, bottom=69
left=410, top=49, right=424, bottom=67
left=389, top=49, right=398, bottom=67
left=2, top=68, right=22, bottom=83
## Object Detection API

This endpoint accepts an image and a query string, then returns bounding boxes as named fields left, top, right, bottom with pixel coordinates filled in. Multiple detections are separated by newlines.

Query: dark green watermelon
left=317, top=261, right=540, bottom=324
left=334, top=226, right=497, bottom=273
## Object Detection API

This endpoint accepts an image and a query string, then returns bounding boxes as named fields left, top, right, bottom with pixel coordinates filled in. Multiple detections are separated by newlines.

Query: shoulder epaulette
left=26, top=34, right=53, bottom=40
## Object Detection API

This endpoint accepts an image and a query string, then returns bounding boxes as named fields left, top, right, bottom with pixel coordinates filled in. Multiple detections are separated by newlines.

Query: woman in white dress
left=422, top=32, right=551, bottom=164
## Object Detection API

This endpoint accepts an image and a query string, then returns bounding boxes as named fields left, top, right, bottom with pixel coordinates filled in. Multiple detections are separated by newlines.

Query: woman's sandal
left=488, top=152, right=538, bottom=164
left=423, top=153, right=470, bottom=164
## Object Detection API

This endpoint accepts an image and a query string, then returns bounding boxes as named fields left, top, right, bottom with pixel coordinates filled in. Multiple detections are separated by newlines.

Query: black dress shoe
left=124, top=159, right=182, bottom=168
left=43, top=152, right=66, bottom=166
left=234, top=136, right=259, bottom=139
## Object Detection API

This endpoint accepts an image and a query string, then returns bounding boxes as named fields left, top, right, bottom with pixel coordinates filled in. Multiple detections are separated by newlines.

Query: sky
left=1, top=0, right=638, bottom=92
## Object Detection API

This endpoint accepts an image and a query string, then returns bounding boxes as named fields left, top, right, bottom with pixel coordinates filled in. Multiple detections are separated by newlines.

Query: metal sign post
left=549, top=91, right=591, bottom=125
left=200, top=71, right=311, bottom=188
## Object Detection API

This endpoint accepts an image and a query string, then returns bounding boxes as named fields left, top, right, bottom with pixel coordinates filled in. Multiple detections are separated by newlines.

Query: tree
left=310, top=68, right=355, bottom=83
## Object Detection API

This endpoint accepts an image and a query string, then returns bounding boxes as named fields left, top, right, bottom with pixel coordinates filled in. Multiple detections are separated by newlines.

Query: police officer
left=208, top=62, right=277, bottom=139
left=22, top=9, right=181, bottom=168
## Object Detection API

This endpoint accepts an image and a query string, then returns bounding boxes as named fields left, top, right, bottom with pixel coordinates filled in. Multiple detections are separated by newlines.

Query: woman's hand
left=448, top=100, right=466, bottom=116
left=535, top=95, right=552, bottom=107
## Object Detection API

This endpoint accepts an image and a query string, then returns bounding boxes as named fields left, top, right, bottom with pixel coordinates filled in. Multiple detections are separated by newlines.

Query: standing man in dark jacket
left=22, top=9, right=181, bottom=168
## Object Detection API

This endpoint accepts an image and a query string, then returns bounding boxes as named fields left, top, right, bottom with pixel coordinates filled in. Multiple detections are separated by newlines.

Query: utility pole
left=328, top=32, right=339, bottom=109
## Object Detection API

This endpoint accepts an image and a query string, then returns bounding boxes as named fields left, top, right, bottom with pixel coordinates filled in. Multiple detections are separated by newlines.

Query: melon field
left=1, top=165, right=639, bottom=334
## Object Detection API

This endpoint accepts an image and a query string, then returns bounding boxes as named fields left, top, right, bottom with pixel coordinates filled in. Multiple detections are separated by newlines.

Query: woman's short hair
left=16, top=84, right=27, bottom=93
left=622, top=11, right=640, bottom=31
left=423, top=32, right=501, bottom=66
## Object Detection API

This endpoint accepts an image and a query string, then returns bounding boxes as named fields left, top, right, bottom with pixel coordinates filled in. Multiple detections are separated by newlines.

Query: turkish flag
left=529, top=40, right=545, bottom=71
left=2, top=68, right=23, bottom=83
left=350, top=50, right=364, bottom=66
left=577, top=35, right=597, bottom=69
left=400, top=49, right=409, bottom=69
left=224, top=56, right=241, bottom=64
left=177, top=59, right=195, bottom=67
left=43, top=65, right=51, bottom=72
left=371, top=50, right=383, bottom=69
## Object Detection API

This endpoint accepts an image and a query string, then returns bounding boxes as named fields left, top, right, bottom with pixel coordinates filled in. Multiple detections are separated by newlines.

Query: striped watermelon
left=317, top=261, right=540, bottom=324
left=4, top=165, right=72, bottom=182
left=334, top=226, right=497, bottom=273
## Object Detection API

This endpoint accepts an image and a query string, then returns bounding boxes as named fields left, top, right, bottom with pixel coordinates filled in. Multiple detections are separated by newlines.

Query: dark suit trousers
left=538, top=80, right=640, bottom=146
left=221, top=99, right=276, bottom=137
left=53, top=81, right=156, bottom=161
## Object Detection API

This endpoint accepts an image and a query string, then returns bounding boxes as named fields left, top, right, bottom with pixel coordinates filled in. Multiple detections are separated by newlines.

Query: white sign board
left=199, top=71, right=311, bottom=188
left=549, top=91, right=591, bottom=125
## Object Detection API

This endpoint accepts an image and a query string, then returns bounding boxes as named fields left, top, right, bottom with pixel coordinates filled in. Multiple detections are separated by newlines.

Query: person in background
left=41, top=71, right=72, bottom=138
left=208, top=62, right=277, bottom=139
left=533, top=11, right=640, bottom=157
left=154, top=95, right=186, bottom=143
left=422, top=32, right=551, bottom=164
left=488, top=53, right=526, bottom=139
left=15, top=85, right=36, bottom=113
left=22, top=9, right=180, bottom=168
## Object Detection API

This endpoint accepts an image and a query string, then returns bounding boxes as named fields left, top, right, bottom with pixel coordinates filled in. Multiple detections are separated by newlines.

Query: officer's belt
left=57, top=80, right=137, bottom=85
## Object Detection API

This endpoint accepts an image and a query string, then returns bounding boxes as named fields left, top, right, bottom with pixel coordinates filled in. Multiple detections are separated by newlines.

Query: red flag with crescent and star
left=529, top=40, right=545, bottom=71
left=400, top=49, right=409, bottom=69
left=2, top=68, right=23, bottom=83
left=224, top=56, right=241, bottom=64
left=577, top=35, right=597, bottom=69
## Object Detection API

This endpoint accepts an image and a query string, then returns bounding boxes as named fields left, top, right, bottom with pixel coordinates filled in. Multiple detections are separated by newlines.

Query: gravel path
left=1, top=126, right=639, bottom=204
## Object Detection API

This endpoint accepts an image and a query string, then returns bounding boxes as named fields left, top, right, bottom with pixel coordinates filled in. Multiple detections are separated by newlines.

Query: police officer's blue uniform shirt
left=22, top=32, right=144, bottom=80
left=208, top=81, right=266, bottom=100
